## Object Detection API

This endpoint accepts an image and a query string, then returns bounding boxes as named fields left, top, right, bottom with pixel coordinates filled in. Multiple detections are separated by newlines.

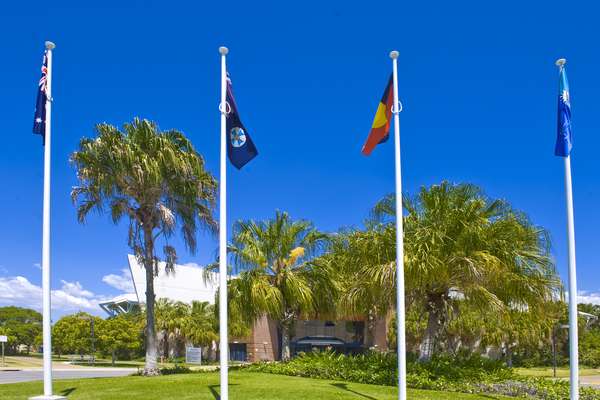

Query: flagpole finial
left=556, top=58, right=567, bottom=67
left=390, top=51, right=399, bottom=59
left=45, top=41, right=56, bottom=50
left=219, top=46, right=229, bottom=55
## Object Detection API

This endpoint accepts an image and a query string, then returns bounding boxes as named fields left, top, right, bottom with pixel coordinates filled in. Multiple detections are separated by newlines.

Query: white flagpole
left=218, top=45, right=230, bottom=400
left=42, top=40, right=55, bottom=398
left=390, top=50, right=407, bottom=400
left=555, top=58, right=579, bottom=400
left=31, top=41, right=65, bottom=400
left=565, top=154, right=579, bottom=400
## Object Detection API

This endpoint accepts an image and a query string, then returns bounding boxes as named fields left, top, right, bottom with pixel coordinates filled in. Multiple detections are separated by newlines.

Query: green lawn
left=0, top=371, right=512, bottom=400
left=515, top=366, right=600, bottom=378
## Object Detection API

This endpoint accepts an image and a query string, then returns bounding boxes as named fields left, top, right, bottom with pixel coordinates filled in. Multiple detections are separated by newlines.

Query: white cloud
left=0, top=276, right=110, bottom=316
left=102, top=268, right=134, bottom=292
left=181, top=262, right=203, bottom=269
left=60, top=280, right=94, bottom=298
left=578, top=291, right=600, bottom=305
left=33, top=263, right=41, bottom=270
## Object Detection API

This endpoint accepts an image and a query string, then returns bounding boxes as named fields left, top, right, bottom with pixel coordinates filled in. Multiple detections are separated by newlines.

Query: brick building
left=99, top=255, right=388, bottom=361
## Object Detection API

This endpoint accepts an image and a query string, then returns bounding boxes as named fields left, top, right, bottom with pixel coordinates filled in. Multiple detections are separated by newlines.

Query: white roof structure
left=99, top=255, right=219, bottom=316
left=127, top=254, right=219, bottom=305
left=99, top=293, right=139, bottom=317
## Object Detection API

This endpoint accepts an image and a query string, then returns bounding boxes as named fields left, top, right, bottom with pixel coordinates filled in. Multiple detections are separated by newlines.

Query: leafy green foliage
left=325, top=182, right=561, bottom=361
left=245, top=351, right=512, bottom=387
left=52, top=312, right=102, bottom=356
left=97, top=314, right=143, bottom=364
left=224, top=211, right=336, bottom=360
left=154, top=299, right=218, bottom=360
left=0, top=306, right=42, bottom=354
left=71, top=118, right=218, bottom=373
left=580, top=329, right=600, bottom=368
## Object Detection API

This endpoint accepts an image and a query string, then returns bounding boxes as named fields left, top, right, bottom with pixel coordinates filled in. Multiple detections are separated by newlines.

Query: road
left=0, top=368, right=137, bottom=384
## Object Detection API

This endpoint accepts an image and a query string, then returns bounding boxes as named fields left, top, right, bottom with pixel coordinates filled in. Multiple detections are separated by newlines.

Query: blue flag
left=226, top=75, right=258, bottom=169
left=555, top=64, right=573, bottom=157
left=33, top=50, right=48, bottom=143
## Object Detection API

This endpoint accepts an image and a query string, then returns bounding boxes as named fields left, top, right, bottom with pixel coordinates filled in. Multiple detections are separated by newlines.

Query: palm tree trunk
left=163, top=333, right=169, bottom=360
left=505, top=343, right=513, bottom=368
left=419, top=306, right=441, bottom=362
left=281, top=323, right=291, bottom=361
left=144, top=264, right=159, bottom=374
left=365, top=310, right=376, bottom=348
left=142, top=224, right=159, bottom=375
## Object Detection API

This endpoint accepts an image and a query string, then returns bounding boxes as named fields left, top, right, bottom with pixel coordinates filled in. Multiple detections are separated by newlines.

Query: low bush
left=244, top=351, right=600, bottom=399
left=133, top=365, right=194, bottom=375
left=158, top=365, right=193, bottom=375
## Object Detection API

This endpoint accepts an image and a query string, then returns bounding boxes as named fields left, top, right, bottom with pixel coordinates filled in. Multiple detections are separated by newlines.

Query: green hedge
left=244, top=351, right=600, bottom=400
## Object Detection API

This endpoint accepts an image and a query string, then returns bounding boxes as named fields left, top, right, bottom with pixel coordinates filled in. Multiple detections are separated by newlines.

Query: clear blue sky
left=0, top=1, right=598, bottom=317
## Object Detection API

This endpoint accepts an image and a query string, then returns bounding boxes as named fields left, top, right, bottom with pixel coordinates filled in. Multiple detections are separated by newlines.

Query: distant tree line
left=0, top=306, right=42, bottom=354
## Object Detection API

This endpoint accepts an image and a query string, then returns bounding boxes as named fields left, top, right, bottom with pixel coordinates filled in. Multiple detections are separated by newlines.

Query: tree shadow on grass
left=331, top=382, right=378, bottom=400
left=208, top=384, right=240, bottom=400
left=60, top=387, right=77, bottom=396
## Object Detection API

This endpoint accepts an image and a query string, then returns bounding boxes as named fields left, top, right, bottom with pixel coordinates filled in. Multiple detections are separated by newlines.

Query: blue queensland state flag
left=555, top=64, right=573, bottom=157
left=226, top=75, right=258, bottom=169
left=33, top=50, right=48, bottom=143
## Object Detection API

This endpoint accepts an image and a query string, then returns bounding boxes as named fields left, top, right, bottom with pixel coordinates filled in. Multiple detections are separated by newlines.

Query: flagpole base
left=29, top=395, right=67, bottom=399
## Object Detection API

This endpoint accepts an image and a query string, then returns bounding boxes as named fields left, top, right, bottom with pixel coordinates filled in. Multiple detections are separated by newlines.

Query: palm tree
left=345, top=181, right=560, bottom=362
left=226, top=211, right=336, bottom=360
left=155, top=299, right=189, bottom=359
left=71, top=118, right=217, bottom=374
left=182, top=301, right=218, bottom=359
left=322, top=227, right=397, bottom=345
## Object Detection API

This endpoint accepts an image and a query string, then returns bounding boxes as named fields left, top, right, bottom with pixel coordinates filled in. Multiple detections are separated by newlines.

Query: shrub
left=158, top=365, right=193, bottom=375
left=244, top=351, right=600, bottom=399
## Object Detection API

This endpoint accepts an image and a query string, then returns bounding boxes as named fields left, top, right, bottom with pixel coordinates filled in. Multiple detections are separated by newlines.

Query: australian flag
left=33, top=50, right=48, bottom=143
left=226, top=74, right=258, bottom=169
left=555, top=63, right=573, bottom=157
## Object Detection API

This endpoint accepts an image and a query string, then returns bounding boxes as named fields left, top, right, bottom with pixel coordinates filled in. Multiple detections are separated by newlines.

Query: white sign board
left=0, top=335, right=7, bottom=343
left=185, top=347, right=202, bottom=365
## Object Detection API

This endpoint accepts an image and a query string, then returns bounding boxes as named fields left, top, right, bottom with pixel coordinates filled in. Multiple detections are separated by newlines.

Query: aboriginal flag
left=361, top=75, right=393, bottom=156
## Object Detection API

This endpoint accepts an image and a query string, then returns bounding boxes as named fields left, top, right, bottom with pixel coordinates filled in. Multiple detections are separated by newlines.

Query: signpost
left=185, top=347, right=202, bottom=365
left=0, top=335, right=7, bottom=367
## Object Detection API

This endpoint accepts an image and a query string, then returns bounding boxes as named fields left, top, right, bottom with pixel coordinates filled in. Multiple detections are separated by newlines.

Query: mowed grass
left=0, top=371, right=513, bottom=400
left=515, top=366, right=600, bottom=378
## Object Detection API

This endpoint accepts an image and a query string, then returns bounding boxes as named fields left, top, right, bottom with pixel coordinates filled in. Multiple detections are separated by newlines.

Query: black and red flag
left=361, top=75, right=393, bottom=155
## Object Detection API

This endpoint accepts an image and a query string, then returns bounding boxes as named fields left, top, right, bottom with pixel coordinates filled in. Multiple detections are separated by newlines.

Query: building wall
left=243, top=316, right=390, bottom=362
left=293, top=320, right=365, bottom=344
left=372, top=317, right=388, bottom=351
left=246, top=315, right=279, bottom=362
left=128, top=254, right=218, bottom=304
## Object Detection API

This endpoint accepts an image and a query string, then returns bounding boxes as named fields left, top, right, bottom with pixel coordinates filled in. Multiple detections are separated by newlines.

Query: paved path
left=0, top=368, right=137, bottom=384
left=581, top=375, right=600, bottom=389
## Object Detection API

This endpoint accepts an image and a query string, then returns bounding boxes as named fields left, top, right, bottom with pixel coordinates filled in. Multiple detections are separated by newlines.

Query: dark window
left=229, top=343, right=247, bottom=362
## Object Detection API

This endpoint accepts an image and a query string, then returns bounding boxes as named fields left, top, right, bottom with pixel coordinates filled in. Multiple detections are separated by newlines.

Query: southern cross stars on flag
left=33, top=50, right=48, bottom=143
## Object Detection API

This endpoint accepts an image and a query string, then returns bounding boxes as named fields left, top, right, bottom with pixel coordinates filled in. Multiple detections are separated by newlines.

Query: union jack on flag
left=33, top=50, right=48, bottom=142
